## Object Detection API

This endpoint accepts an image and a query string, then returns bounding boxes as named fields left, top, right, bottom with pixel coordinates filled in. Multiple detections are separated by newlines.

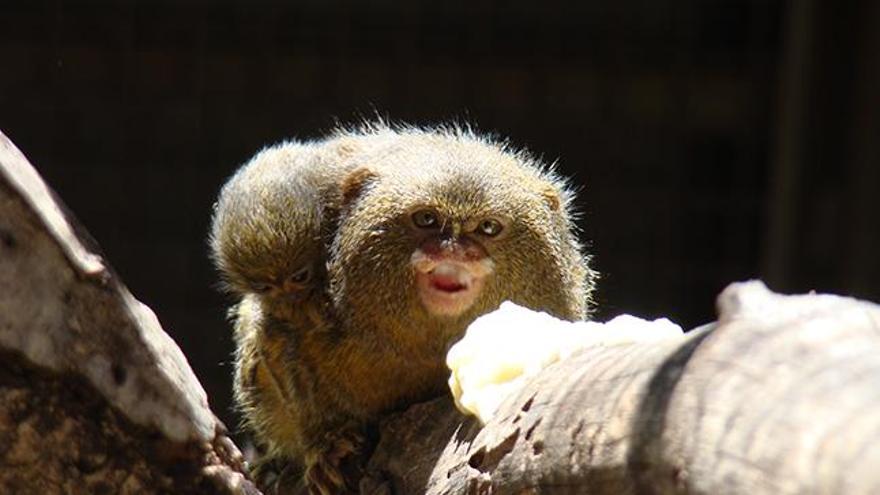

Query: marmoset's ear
left=541, top=185, right=562, bottom=212
left=340, top=166, right=378, bottom=208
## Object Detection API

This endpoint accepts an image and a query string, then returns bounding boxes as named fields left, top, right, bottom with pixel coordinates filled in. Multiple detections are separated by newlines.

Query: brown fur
left=324, top=125, right=596, bottom=419
left=209, top=139, right=360, bottom=469
left=213, top=124, right=597, bottom=492
left=209, top=140, right=360, bottom=314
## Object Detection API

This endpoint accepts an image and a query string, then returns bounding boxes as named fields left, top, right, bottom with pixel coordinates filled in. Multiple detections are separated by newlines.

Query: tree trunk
left=0, top=130, right=258, bottom=494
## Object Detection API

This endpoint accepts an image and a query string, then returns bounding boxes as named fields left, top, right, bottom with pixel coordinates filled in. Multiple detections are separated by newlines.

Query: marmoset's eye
left=251, top=282, right=273, bottom=293
left=478, top=218, right=504, bottom=237
left=289, top=266, right=312, bottom=285
left=412, top=209, right=440, bottom=229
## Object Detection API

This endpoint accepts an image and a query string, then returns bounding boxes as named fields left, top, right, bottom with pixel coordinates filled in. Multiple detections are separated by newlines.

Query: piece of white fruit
left=447, top=301, right=685, bottom=424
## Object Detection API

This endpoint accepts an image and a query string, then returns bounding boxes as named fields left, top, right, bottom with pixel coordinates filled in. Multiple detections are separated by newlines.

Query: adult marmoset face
left=329, top=128, right=594, bottom=346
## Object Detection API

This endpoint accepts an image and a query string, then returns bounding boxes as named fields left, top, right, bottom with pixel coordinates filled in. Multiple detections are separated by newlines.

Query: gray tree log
left=363, top=282, right=880, bottom=495
left=0, top=131, right=259, bottom=494
left=3, top=129, right=879, bottom=495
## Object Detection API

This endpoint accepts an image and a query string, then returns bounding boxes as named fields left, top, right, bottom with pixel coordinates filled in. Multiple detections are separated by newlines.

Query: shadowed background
left=2, top=0, right=878, bottom=434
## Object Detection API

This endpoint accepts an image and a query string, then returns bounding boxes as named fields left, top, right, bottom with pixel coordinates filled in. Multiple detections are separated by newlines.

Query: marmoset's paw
left=305, top=426, right=367, bottom=495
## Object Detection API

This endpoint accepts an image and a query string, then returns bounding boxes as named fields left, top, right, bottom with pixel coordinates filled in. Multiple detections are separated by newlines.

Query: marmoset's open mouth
left=416, top=262, right=485, bottom=316
left=430, top=272, right=469, bottom=293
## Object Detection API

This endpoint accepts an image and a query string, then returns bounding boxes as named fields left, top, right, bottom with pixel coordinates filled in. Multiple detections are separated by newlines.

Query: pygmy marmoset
left=211, top=124, right=597, bottom=494
left=209, top=138, right=357, bottom=489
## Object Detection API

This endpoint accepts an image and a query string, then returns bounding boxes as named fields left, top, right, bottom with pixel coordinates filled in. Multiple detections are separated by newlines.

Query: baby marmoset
left=209, top=138, right=358, bottom=484
left=211, top=124, right=597, bottom=494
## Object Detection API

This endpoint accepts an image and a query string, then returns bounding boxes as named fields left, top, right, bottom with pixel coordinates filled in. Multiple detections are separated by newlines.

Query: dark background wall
left=2, top=0, right=878, bottom=435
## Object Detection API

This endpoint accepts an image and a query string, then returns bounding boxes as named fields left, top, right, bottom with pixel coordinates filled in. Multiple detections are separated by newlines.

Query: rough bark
left=361, top=282, right=880, bottom=495
left=0, top=130, right=258, bottom=494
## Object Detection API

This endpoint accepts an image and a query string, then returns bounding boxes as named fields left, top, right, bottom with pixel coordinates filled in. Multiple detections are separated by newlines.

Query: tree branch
left=364, top=282, right=880, bottom=495
left=0, top=130, right=258, bottom=494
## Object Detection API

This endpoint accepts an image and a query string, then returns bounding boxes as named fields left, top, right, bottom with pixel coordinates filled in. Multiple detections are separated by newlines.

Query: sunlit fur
left=213, top=123, right=597, bottom=490
left=210, top=142, right=336, bottom=306
left=325, top=123, right=597, bottom=418
left=210, top=139, right=360, bottom=465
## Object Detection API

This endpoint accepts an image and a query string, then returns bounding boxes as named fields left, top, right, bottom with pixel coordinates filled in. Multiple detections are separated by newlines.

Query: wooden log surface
left=0, top=130, right=258, bottom=494
left=362, top=281, right=880, bottom=495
